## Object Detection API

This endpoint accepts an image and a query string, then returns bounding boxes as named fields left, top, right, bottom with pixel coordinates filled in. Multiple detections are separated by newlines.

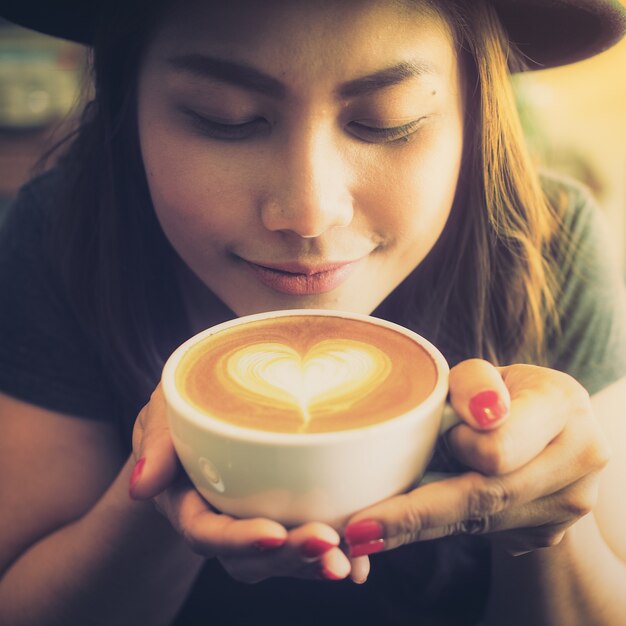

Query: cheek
left=362, top=123, right=463, bottom=244
left=139, top=123, right=255, bottom=245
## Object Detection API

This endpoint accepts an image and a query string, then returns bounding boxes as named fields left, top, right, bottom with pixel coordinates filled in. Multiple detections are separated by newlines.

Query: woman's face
left=137, top=0, right=465, bottom=317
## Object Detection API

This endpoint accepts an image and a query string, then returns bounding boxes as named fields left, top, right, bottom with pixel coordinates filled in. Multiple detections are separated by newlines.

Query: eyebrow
left=166, top=54, right=435, bottom=99
left=338, top=60, right=435, bottom=98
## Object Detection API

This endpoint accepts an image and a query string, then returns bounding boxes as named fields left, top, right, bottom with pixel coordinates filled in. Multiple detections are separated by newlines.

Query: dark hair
left=50, top=0, right=563, bottom=428
left=50, top=0, right=179, bottom=430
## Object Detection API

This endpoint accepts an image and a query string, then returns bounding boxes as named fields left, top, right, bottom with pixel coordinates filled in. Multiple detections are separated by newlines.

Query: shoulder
left=541, top=170, right=600, bottom=237
left=541, top=170, right=621, bottom=288
left=1, top=166, right=69, bottom=244
left=0, top=166, right=73, bottom=309
left=0, top=165, right=119, bottom=421
left=540, top=172, right=626, bottom=395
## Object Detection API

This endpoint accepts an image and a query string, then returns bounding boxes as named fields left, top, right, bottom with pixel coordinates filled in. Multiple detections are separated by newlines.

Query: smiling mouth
left=242, top=259, right=363, bottom=295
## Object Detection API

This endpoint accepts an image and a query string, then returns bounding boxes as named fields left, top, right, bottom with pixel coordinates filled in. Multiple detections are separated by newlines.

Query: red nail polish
left=129, top=457, right=145, bottom=497
left=469, top=390, right=507, bottom=427
left=348, top=539, right=386, bottom=558
left=344, top=519, right=384, bottom=545
left=254, top=537, right=286, bottom=551
left=301, top=538, right=336, bottom=559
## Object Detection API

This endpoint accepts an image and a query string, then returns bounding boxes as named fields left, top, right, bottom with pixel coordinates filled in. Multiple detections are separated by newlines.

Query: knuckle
left=466, top=475, right=510, bottom=518
left=454, top=517, right=491, bottom=535
left=561, top=490, right=595, bottom=520
left=396, top=494, right=430, bottom=543
left=554, top=371, right=593, bottom=421
left=596, top=441, right=611, bottom=470
left=180, top=527, right=206, bottom=556
left=178, top=515, right=216, bottom=557
left=568, top=377, right=592, bottom=408
left=585, top=434, right=611, bottom=473
left=475, top=432, right=512, bottom=475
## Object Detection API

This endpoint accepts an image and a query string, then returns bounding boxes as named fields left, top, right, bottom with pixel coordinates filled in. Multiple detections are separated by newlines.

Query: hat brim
left=1, top=0, right=625, bottom=71
left=492, top=0, right=626, bottom=69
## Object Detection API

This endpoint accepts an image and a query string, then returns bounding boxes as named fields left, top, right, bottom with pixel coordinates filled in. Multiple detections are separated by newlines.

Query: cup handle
left=439, top=402, right=461, bottom=435
left=418, top=403, right=462, bottom=485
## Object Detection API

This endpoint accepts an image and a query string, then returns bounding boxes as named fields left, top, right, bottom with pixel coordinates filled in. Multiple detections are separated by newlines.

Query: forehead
left=144, top=0, right=458, bottom=84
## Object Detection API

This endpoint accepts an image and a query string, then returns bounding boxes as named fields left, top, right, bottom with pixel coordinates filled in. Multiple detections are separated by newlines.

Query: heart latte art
left=177, top=316, right=437, bottom=433
left=226, top=340, right=391, bottom=428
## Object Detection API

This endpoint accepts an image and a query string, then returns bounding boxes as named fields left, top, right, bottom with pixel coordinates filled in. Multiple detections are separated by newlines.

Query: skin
left=1, top=1, right=625, bottom=624
left=137, top=0, right=465, bottom=318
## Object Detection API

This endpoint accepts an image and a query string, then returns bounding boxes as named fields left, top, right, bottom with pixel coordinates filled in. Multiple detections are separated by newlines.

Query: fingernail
left=469, top=390, right=508, bottom=427
left=301, top=538, right=336, bottom=559
left=129, top=457, right=145, bottom=498
left=254, top=537, right=286, bottom=551
left=344, top=519, right=384, bottom=545
left=348, top=539, right=385, bottom=558
left=320, top=566, right=345, bottom=581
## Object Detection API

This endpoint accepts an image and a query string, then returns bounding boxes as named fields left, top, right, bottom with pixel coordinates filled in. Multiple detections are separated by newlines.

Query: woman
left=1, top=0, right=625, bottom=624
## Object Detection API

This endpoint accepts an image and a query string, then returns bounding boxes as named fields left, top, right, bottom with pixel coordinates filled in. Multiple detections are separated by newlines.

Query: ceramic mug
left=162, top=309, right=458, bottom=529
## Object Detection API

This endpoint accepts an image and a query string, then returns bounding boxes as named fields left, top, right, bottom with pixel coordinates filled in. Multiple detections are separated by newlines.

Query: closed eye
left=181, top=107, right=269, bottom=140
left=348, top=117, right=427, bottom=143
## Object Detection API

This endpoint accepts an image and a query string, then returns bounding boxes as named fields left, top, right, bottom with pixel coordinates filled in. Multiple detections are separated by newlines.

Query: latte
left=176, top=314, right=437, bottom=433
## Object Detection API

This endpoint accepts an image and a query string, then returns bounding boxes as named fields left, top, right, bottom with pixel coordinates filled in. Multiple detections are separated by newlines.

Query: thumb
left=448, top=359, right=510, bottom=430
left=130, top=385, right=181, bottom=500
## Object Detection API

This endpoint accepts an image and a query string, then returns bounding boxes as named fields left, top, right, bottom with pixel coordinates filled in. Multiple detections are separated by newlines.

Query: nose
left=260, top=125, right=354, bottom=238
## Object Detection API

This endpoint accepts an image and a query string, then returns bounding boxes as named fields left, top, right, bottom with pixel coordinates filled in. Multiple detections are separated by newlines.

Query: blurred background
left=0, top=10, right=625, bottom=273
left=0, top=19, right=85, bottom=211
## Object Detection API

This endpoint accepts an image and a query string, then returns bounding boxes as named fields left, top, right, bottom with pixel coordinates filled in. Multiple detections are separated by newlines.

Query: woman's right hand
left=130, top=385, right=364, bottom=584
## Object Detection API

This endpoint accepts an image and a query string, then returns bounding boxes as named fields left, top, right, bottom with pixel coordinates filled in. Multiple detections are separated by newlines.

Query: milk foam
left=225, top=339, right=391, bottom=430
left=179, top=315, right=437, bottom=434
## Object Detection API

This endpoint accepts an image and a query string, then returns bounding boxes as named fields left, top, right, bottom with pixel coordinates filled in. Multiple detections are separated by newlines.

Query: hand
left=130, top=386, right=362, bottom=583
left=343, top=359, right=610, bottom=561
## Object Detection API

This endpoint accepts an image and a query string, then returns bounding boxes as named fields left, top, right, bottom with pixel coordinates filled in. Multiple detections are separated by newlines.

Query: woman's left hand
left=342, top=359, right=610, bottom=560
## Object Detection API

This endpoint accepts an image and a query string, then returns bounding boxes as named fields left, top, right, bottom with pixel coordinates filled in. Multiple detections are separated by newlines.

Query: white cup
left=162, top=310, right=457, bottom=529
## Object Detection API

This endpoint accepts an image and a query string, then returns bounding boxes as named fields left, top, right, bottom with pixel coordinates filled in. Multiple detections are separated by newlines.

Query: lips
left=242, top=259, right=362, bottom=295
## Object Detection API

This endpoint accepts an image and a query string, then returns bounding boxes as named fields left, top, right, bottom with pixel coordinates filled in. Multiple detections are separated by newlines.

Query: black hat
left=1, top=0, right=625, bottom=71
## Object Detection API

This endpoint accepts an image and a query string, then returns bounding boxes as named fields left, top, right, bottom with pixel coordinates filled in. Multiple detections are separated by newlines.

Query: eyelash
left=348, top=118, right=426, bottom=143
left=182, top=108, right=425, bottom=144
left=183, top=109, right=268, bottom=140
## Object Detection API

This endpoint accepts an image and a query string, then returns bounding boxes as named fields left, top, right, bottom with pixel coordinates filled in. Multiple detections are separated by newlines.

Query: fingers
left=344, top=426, right=606, bottom=557
left=129, top=386, right=356, bottom=584
left=343, top=472, right=562, bottom=556
left=448, top=365, right=595, bottom=475
left=448, top=359, right=510, bottom=430
left=155, top=480, right=286, bottom=557
left=448, top=393, right=559, bottom=475
left=343, top=362, right=606, bottom=560
left=219, top=522, right=351, bottom=584
left=348, top=556, right=371, bottom=584
left=156, top=481, right=352, bottom=583
left=130, top=385, right=179, bottom=499
left=345, top=472, right=507, bottom=555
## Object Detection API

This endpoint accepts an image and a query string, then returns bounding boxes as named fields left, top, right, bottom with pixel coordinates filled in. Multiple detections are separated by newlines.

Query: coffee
left=176, top=315, right=437, bottom=434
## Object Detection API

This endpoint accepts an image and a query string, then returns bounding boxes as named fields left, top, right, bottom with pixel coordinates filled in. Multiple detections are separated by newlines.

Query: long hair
left=378, top=0, right=563, bottom=367
left=49, top=0, right=564, bottom=421
left=49, top=0, right=177, bottom=426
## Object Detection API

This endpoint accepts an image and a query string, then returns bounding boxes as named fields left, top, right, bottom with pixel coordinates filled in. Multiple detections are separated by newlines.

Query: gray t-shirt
left=1, top=168, right=625, bottom=626
left=543, top=175, right=626, bottom=393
